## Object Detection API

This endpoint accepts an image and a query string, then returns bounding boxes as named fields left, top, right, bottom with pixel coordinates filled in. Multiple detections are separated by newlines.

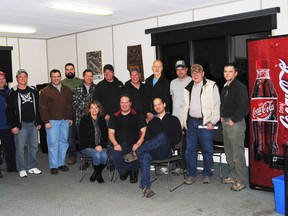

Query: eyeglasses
left=51, top=76, right=61, bottom=78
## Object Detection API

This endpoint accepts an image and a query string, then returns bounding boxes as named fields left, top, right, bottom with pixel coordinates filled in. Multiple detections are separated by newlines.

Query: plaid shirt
left=72, top=83, right=96, bottom=126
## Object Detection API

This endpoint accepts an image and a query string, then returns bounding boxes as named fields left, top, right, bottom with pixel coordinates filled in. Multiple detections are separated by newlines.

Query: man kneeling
left=125, top=98, right=182, bottom=197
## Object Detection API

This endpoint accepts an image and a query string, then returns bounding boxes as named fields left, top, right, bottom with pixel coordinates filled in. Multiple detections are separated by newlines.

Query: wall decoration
left=86, top=50, right=102, bottom=79
left=127, top=45, right=144, bottom=82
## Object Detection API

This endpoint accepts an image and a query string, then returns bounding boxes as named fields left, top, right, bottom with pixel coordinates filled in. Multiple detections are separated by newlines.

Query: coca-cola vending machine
left=248, top=35, right=288, bottom=190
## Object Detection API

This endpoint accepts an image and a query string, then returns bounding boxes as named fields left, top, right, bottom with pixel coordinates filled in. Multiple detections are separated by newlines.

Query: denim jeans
left=185, top=117, right=214, bottom=177
left=67, top=117, right=77, bottom=159
left=222, top=118, right=247, bottom=184
left=14, top=121, right=38, bottom=171
left=46, top=120, right=69, bottom=169
left=0, top=129, right=16, bottom=171
left=81, top=148, right=108, bottom=165
left=137, top=132, right=172, bottom=188
left=108, top=141, right=139, bottom=174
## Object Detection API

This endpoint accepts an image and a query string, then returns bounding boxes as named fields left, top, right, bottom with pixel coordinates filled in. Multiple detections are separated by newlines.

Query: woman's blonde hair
left=85, top=100, right=103, bottom=116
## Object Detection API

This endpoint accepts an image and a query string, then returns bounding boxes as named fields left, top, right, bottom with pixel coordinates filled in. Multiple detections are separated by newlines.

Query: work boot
left=95, top=164, right=106, bottom=183
left=90, top=165, right=98, bottom=182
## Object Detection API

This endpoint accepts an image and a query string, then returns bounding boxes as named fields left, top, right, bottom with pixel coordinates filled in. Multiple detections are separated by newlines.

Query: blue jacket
left=0, top=85, right=10, bottom=129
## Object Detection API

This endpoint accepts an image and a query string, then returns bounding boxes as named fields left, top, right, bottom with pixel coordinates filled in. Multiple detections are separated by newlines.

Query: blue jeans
left=137, top=133, right=172, bottom=188
left=108, top=141, right=139, bottom=175
left=81, top=148, right=108, bottom=165
left=67, top=117, right=77, bottom=159
left=14, top=121, right=38, bottom=171
left=46, top=120, right=69, bottom=169
left=186, top=117, right=215, bottom=177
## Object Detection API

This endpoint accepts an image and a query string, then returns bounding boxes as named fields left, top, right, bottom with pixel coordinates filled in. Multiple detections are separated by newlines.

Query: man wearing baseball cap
left=6, top=69, right=42, bottom=177
left=0, top=71, right=16, bottom=174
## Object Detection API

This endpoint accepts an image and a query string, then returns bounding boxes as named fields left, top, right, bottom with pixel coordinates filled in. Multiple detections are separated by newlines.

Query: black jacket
left=220, top=78, right=249, bottom=122
left=79, top=114, right=108, bottom=150
left=145, top=74, right=171, bottom=113
left=123, top=80, right=149, bottom=118
left=6, top=86, right=41, bottom=129
left=92, top=77, right=123, bottom=116
left=144, top=114, right=182, bottom=149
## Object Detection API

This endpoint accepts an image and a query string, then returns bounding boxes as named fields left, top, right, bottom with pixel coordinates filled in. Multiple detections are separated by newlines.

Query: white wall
left=47, top=35, right=78, bottom=78
left=76, top=27, right=113, bottom=83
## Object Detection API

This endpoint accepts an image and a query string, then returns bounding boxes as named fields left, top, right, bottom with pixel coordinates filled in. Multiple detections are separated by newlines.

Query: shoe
left=222, top=177, right=236, bottom=184
left=50, top=168, right=58, bottom=175
left=124, top=152, right=138, bottom=163
left=203, top=176, right=211, bottom=184
left=143, top=187, right=155, bottom=198
left=184, top=176, right=195, bottom=185
left=28, top=168, right=42, bottom=175
left=96, top=174, right=104, bottom=183
left=172, top=167, right=184, bottom=175
left=231, top=182, right=246, bottom=191
left=95, top=164, right=105, bottom=183
left=67, top=157, right=77, bottom=165
left=129, top=171, right=139, bottom=183
left=58, top=165, right=69, bottom=172
left=19, top=170, right=27, bottom=178
left=120, top=172, right=130, bottom=181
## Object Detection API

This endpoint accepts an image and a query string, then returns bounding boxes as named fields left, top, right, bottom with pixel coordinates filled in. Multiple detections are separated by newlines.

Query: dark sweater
left=123, top=80, right=148, bottom=118
left=220, top=78, right=249, bottom=122
left=144, top=114, right=182, bottom=149
left=92, top=77, right=123, bottom=116
left=79, top=114, right=108, bottom=150
left=145, top=74, right=171, bottom=113
left=0, top=86, right=10, bottom=129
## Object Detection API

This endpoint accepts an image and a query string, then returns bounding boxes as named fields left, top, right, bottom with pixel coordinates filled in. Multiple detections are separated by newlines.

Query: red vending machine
left=248, top=35, right=288, bottom=190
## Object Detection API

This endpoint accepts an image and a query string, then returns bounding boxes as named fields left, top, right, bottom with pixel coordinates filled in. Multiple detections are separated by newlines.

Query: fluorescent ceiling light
left=0, top=25, right=36, bottom=34
left=49, top=2, right=113, bottom=16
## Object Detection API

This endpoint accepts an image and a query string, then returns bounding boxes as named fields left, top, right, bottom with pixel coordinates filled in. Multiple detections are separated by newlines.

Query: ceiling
left=0, top=0, right=239, bottom=39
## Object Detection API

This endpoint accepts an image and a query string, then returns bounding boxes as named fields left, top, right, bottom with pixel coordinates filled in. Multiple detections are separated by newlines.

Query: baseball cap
left=16, top=69, right=28, bottom=76
left=175, top=60, right=186, bottom=69
left=0, top=71, right=6, bottom=78
left=103, top=64, right=114, bottom=72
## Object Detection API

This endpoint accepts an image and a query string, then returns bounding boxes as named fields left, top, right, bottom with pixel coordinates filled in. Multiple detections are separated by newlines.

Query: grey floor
left=0, top=150, right=282, bottom=216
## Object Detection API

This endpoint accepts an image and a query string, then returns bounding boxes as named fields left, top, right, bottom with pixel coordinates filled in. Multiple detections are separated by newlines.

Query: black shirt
left=18, top=88, right=35, bottom=123
left=108, top=110, right=146, bottom=148
left=220, top=78, right=249, bottom=122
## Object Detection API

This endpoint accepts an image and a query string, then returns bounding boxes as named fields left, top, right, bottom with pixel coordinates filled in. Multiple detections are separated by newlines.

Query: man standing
left=0, top=71, right=16, bottom=173
left=93, top=64, right=123, bottom=123
left=6, top=69, right=42, bottom=177
left=125, top=97, right=182, bottom=198
left=170, top=60, right=192, bottom=128
left=183, top=64, right=220, bottom=184
left=61, top=63, right=82, bottom=165
left=220, top=63, right=249, bottom=191
left=145, top=60, right=171, bottom=119
left=39, top=69, right=73, bottom=175
left=72, top=69, right=96, bottom=132
left=123, top=68, right=149, bottom=120
left=108, top=94, right=146, bottom=183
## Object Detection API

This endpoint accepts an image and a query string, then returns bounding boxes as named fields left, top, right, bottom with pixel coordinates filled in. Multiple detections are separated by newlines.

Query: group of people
left=0, top=59, right=249, bottom=198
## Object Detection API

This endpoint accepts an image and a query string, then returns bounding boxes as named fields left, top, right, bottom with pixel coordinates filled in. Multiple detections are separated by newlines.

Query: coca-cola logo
left=279, top=59, right=288, bottom=128
left=252, top=100, right=276, bottom=120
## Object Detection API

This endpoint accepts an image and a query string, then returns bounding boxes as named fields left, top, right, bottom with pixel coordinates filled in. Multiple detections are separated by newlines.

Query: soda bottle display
left=251, top=59, right=279, bottom=164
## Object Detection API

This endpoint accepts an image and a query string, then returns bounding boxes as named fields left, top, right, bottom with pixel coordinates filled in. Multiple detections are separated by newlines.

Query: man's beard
left=66, top=72, right=75, bottom=79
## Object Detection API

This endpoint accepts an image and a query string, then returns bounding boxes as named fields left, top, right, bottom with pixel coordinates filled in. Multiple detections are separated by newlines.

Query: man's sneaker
left=124, top=152, right=138, bottom=163
left=203, top=176, right=211, bottom=184
left=184, top=176, right=195, bottom=185
left=230, top=182, right=246, bottom=191
left=28, top=168, right=42, bottom=175
left=143, top=187, right=155, bottom=198
left=58, top=165, right=69, bottom=172
left=222, top=177, right=236, bottom=184
left=19, top=170, right=27, bottom=178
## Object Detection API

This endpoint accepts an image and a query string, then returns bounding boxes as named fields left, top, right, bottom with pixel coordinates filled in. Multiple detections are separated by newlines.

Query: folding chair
left=151, top=140, right=185, bottom=192
left=79, top=153, right=93, bottom=182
